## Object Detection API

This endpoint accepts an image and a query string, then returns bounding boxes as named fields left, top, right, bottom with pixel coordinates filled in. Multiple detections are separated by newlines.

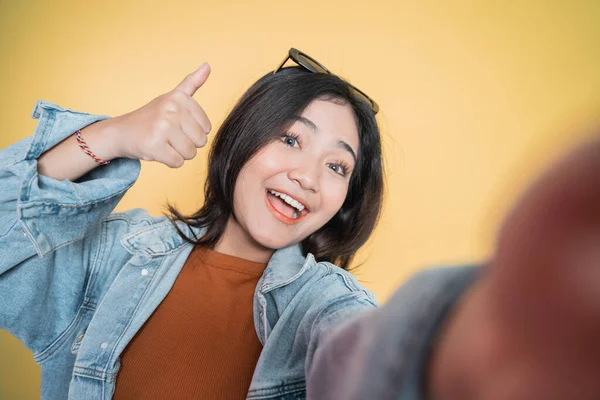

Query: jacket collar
left=120, top=218, right=314, bottom=292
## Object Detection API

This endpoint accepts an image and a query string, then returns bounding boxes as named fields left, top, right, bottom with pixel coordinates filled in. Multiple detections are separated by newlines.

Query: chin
left=250, top=229, right=297, bottom=251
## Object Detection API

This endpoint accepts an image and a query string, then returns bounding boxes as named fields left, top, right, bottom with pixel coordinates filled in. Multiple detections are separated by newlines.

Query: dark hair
left=166, top=67, right=384, bottom=269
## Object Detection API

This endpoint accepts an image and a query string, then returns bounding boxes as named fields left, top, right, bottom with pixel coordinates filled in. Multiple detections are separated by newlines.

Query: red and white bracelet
left=75, top=130, right=111, bottom=166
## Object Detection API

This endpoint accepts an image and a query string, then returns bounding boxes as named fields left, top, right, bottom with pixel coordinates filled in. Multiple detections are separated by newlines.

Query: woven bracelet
left=75, top=129, right=111, bottom=166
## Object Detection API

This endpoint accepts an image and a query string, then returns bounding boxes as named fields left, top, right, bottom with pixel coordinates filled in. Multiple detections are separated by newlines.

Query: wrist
left=80, top=118, right=122, bottom=161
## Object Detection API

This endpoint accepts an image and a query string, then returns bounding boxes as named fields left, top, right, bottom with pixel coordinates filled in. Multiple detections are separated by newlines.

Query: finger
left=183, top=95, right=212, bottom=134
left=155, top=145, right=185, bottom=169
left=180, top=109, right=208, bottom=148
left=168, top=130, right=198, bottom=161
left=175, top=63, right=211, bottom=97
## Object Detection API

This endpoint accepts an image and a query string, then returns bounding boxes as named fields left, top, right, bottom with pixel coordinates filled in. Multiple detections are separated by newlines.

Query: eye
left=328, top=162, right=350, bottom=177
left=281, top=133, right=300, bottom=148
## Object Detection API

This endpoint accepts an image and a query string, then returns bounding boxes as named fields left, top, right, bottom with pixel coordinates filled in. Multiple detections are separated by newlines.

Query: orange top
left=113, top=245, right=267, bottom=399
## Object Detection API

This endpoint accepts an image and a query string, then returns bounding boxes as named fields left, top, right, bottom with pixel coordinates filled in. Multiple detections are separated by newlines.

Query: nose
left=288, top=163, right=320, bottom=193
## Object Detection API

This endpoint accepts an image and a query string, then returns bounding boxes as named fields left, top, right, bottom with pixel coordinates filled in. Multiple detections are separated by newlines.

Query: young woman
left=0, top=49, right=384, bottom=399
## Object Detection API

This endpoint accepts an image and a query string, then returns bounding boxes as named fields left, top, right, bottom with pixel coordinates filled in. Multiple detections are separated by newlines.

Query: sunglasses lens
left=281, top=49, right=379, bottom=113
left=296, top=53, right=327, bottom=73
left=351, top=88, right=379, bottom=114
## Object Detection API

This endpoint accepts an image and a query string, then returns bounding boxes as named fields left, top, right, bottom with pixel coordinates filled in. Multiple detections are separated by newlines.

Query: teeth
left=268, top=189, right=306, bottom=212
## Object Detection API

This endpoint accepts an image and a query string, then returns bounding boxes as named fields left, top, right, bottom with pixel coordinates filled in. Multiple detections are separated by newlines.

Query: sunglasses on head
left=273, top=48, right=379, bottom=114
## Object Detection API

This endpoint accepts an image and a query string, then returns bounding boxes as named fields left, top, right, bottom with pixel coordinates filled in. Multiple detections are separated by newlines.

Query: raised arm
left=0, top=63, right=212, bottom=354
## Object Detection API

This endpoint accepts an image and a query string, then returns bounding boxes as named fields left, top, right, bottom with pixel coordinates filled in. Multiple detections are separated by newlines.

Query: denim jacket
left=308, top=266, right=478, bottom=399
left=0, top=101, right=378, bottom=400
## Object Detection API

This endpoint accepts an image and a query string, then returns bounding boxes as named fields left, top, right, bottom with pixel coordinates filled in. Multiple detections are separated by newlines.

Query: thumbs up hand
left=108, top=63, right=213, bottom=168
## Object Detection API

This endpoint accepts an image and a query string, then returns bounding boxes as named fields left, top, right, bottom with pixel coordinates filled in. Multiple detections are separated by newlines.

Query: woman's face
left=230, top=98, right=360, bottom=253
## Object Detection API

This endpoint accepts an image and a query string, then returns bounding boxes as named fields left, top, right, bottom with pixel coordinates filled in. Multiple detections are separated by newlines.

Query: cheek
left=320, top=182, right=349, bottom=217
left=248, top=144, right=287, bottom=175
left=254, top=143, right=289, bottom=177
left=231, top=166, right=257, bottom=221
left=232, top=146, right=284, bottom=213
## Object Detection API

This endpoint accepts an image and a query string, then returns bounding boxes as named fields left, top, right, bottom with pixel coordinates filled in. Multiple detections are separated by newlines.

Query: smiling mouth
left=265, top=190, right=309, bottom=224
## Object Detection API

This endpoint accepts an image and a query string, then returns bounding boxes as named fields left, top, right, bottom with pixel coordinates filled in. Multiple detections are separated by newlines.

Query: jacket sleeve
left=306, top=266, right=479, bottom=400
left=304, top=291, right=377, bottom=371
left=0, top=100, right=142, bottom=353
left=306, top=303, right=381, bottom=400
left=301, top=271, right=379, bottom=386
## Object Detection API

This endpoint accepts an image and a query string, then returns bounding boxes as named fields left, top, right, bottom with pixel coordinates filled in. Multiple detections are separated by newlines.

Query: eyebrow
left=338, top=141, right=357, bottom=164
left=292, top=116, right=317, bottom=132
left=291, top=115, right=358, bottom=163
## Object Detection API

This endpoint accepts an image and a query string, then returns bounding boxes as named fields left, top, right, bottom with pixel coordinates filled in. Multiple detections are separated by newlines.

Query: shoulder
left=316, top=261, right=378, bottom=305
left=273, top=258, right=379, bottom=328
left=287, top=258, right=377, bottom=305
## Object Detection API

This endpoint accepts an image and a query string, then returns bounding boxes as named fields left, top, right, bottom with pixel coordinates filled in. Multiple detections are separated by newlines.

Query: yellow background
left=1, top=0, right=599, bottom=397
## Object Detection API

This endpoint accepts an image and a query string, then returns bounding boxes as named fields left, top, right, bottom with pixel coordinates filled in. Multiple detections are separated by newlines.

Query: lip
left=265, top=191, right=309, bottom=225
left=266, top=188, right=310, bottom=213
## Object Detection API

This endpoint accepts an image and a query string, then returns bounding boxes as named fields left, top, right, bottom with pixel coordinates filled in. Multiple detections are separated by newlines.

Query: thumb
left=489, top=135, right=600, bottom=354
left=175, top=62, right=211, bottom=96
left=496, top=134, right=600, bottom=264
left=492, top=133, right=600, bottom=313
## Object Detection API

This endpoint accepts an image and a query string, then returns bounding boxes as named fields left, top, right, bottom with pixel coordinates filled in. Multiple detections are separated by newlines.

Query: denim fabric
left=307, top=266, right=479, bottom=400
left=0, top=101, right=378, bottom=400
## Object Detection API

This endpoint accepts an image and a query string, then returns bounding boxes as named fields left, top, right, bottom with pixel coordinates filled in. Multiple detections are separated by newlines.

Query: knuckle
left=147, top=138, right=168, bottom=158
left=142, top=137, right=158, bottom=153
left=170, top=89, right=187, bottom=101
left=172, top=158, right=185, bottom=168
left=184, top=146, right=197, bottom=160
left=146, top=139, right=161, bottom=154
left=161, top=97, right=180, bottom=113
left=154, top=118, right=172, bottom=135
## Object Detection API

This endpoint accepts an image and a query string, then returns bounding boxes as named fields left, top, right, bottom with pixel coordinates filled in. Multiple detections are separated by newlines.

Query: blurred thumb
left=496, top=134, right=600, bottom=265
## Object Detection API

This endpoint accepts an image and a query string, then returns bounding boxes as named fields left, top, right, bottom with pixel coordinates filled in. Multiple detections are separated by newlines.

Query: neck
left=213, top=216, right=275, bottom=263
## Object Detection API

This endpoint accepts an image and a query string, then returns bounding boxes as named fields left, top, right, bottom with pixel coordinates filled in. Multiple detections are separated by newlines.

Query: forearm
left=37, top=118, right=121, bottom=182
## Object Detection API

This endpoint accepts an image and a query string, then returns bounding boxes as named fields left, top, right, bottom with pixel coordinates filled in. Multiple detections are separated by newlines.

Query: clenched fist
left=107, top=63, right=212, bottom=168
